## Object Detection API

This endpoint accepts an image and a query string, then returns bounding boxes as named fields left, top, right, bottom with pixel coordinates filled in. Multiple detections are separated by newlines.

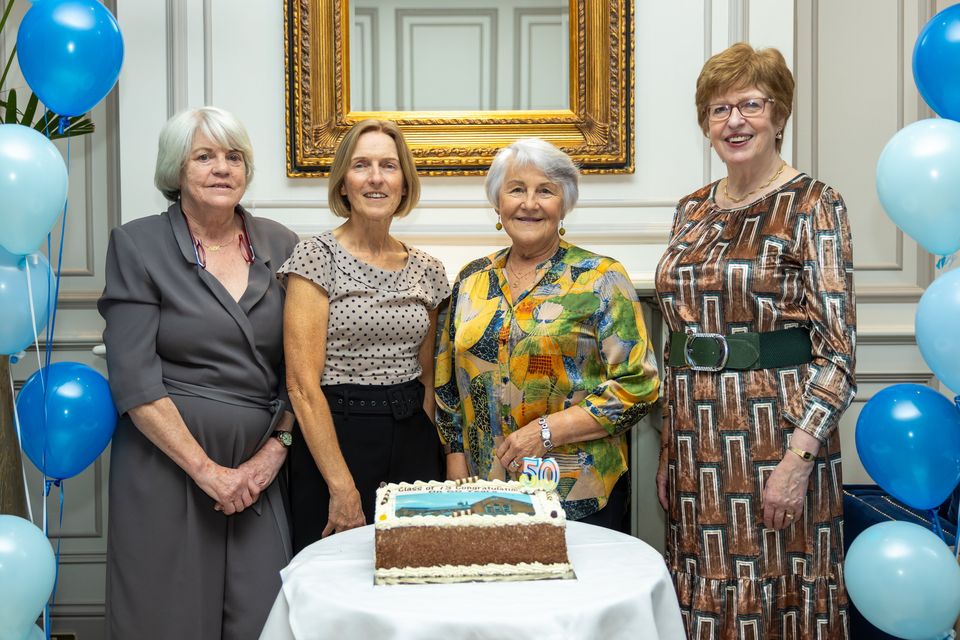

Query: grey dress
left=98, top=202, right=299, bottom=640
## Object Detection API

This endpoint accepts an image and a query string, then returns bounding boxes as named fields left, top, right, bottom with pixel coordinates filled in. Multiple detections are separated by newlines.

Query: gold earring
left=495, top=214, right=503, bottom=231
left=558, top=220, right=566, bottom=236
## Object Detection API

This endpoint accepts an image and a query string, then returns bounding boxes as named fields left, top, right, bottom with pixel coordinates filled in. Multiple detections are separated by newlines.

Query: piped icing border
left=375, top=479, right=565, bottom=529
left=374, top=561, right=574, bottom=583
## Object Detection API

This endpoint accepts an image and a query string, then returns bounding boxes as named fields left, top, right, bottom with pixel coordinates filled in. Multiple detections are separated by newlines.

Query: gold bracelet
left=788, top=445, right=815, bottom=462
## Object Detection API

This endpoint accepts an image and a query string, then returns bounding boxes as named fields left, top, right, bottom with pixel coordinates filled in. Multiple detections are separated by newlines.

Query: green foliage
left=0, top=0, right=95, bottom=140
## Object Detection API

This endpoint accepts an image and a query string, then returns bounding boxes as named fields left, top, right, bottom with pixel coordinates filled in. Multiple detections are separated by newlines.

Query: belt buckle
left=684, top=333, right=729, bottom=372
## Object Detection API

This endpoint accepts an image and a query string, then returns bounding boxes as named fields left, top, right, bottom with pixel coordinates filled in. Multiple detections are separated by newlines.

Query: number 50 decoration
left=519, top=457, right=560, bottom=492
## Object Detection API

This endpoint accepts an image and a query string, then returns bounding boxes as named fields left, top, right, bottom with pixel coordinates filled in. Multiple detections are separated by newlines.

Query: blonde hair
left=695, top=43, right=794, bottom=152
left=327, top=119, right=420, bottom=219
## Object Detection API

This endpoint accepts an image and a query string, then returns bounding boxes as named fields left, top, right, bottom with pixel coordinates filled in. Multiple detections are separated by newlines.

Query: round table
left=259, top=521, right=685, bottom=639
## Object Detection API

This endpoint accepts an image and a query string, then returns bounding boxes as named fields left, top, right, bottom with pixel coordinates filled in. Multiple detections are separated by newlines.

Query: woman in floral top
left=435, top=138, right=660, bottom=529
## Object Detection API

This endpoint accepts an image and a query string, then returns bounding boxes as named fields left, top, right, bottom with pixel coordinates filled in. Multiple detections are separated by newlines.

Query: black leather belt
left=667, top=328, right=813, bottom=371
left=322, top=380, right=423, bottom=420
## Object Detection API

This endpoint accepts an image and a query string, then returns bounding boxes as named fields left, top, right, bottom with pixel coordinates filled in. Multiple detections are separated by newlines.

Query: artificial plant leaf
left=3, top=88, right=16, bottom=123
left=21, top=93, right=39, bottom=127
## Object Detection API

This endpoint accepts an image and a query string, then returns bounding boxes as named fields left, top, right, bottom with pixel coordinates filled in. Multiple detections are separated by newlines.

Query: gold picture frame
left=285, top=0, right=634, bottom=177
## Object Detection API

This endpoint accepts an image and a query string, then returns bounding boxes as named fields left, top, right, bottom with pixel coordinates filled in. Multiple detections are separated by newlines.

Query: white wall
left=1, top=0, right=945, bottom=636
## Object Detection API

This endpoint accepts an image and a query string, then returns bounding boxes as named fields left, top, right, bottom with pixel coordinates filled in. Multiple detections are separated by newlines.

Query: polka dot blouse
left=278, top=231, right=451, bottom=386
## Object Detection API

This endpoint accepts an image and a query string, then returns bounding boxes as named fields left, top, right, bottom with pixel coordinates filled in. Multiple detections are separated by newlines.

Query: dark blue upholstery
left=843, top=484, right=958, bottom=639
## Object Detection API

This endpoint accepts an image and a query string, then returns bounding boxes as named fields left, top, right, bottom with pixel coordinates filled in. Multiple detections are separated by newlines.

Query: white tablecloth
left=259, top=521, right=685, bottom=640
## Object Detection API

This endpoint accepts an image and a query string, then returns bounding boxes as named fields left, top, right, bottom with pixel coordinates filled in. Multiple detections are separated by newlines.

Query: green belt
left=667, top=328, right=813, bottom=371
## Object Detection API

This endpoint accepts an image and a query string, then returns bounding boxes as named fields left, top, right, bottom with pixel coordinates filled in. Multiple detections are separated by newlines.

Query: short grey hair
left=484, top=138, right=579, bottom=216
left=154, top=107, right=255, bottom=201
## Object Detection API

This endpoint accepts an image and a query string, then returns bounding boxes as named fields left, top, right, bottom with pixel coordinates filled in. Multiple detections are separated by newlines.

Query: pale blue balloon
left=916, top=268, right=960, bottom=394
left=0, top=516, right=56, bottom=640
left=876, top=118, right=960, bottom=256
left=0, top=124, right=68, bottom=255
left=0, top=247, right=52, bottom=355
left=846, top=521, right=960, bottom=640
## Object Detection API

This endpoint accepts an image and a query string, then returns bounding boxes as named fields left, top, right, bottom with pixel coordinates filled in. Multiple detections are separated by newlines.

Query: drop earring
left=559, top=220, right=566, bottom=236
left=776, top=130, right=783, bottom=140
left=495, top=213, right=503, bottom=231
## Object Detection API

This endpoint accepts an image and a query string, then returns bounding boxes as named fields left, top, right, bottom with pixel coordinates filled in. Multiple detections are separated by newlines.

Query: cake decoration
left=374, top=478, right=574, bottom=585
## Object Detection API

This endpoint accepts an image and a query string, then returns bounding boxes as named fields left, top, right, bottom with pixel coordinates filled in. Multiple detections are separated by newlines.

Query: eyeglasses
left=704, top=97, right=775, bottom=122
left=184, top=213, right=256, bottom=270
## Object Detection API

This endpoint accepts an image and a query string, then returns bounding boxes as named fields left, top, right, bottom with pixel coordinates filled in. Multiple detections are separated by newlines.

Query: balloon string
left=44, top=137, right=69, bottom=376
left=24, top=257, right=45, bottom=393
left=8, top=367, right=34, bottom=524
left=41, top=479, right=62, bottom=640
left=930, top=508, right=946, bottom=543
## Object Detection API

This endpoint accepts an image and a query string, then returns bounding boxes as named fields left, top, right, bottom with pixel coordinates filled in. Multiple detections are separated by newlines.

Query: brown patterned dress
left=654, top=174, right=856, bottom=639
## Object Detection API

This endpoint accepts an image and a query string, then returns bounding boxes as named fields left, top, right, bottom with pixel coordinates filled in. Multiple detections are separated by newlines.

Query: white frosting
left=375, top=561, right=575, bottom=583
left=374, top=479, right=565, bottom=530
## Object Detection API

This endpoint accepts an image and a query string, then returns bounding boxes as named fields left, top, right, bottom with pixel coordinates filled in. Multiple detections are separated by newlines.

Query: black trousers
left=289, top=379, right=443, bottom=553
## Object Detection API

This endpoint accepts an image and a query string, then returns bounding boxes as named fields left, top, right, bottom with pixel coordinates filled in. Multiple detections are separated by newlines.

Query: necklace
left=506, top=260, right=537, bottom=281
left=199, top=239, right=230, bottom=251
left=723, top=161, right=786, bottom=204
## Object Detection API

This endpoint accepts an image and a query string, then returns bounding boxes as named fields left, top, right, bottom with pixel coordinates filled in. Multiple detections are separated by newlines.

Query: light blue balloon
left=0, top=247, right=52, bottom=356
left=917, top=268, right=960, bottom=394
left=0, top=516, right=56, bottom=640
left=876, top=118, right=960, bottom=256
left=0, top=124, right=68, bottom=255
left=846, top=521, right=960, bottom=640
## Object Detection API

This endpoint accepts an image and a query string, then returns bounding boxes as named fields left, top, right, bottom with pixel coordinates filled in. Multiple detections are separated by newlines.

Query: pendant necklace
left=723, top=161, right=786, bottom=204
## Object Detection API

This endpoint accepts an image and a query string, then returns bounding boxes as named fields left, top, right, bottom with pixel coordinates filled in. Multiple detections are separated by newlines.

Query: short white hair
left=484, top=138, right=579, bottom=216
left=154, top=107, right=255, bottom=201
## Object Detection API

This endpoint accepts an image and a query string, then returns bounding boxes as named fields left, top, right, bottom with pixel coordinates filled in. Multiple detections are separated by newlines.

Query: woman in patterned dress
left=436, top=138, right=660, bottom=530
left=654, top=43, right=856, bottom=638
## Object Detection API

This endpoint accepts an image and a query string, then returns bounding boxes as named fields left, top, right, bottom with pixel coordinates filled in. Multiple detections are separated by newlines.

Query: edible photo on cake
left=395, top=492, right=536, bottom=518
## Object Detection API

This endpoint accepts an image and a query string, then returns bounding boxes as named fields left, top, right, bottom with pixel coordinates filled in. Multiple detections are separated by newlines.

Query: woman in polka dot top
left=279, top=120, right=450, bottom=552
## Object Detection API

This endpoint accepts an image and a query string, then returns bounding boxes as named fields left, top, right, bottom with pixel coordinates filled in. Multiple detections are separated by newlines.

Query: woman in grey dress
left=281, top=119, right=450, bottom=551
left=98, top=107, right=299, bottom=639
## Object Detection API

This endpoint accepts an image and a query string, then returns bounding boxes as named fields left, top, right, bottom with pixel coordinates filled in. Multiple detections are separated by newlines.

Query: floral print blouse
left=435, top=240, right=660, bottom=519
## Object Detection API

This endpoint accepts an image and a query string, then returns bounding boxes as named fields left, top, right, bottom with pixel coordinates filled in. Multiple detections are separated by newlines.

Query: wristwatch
left=273, top=430, right=293, bottom=448
left=538, top=416, right=555, bottom=451
left=788, top=445, right=814, bottom=461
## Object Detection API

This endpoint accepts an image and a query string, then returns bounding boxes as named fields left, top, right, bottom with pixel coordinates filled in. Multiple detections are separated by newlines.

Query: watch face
left=276, top=431, right=293, bottom=447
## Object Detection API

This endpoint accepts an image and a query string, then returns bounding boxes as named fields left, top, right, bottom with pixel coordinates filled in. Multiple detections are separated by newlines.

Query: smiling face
left=340, top=130, right=406, bottom=222
left=498, top=162, right=564, bottom=256
left=179, top=130, right=247, bottom=215
left=707, top=85, right=785, bottom=173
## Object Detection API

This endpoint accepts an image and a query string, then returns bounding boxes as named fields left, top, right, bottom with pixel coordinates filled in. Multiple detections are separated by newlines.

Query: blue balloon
left=0, top=124, right=69, bottom=255
left=846, top=521, right=960, bottom=640
left=856, top=383, right=960, bottom=510
left=914, top=4, right=960, bottom=121
left=16, top=0, right=124, bottom=117
left=0, top=516, right=56, bottom=640
left=876, top=118, right=960, bottom=256
left=0, top=247, right=52, bottom=356
left=17, top=362, right=117, bottom=480
left=917, top=269, right=960, bottom=395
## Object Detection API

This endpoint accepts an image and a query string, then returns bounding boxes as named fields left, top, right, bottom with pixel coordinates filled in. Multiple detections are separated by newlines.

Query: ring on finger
left=785, top=512, right=795, bottom=519
left=510, top=459, right=520, bottom=470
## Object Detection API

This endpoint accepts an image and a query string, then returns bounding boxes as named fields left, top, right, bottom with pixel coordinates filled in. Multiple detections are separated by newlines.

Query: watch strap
left=788, top=445, right=814, bottom=461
